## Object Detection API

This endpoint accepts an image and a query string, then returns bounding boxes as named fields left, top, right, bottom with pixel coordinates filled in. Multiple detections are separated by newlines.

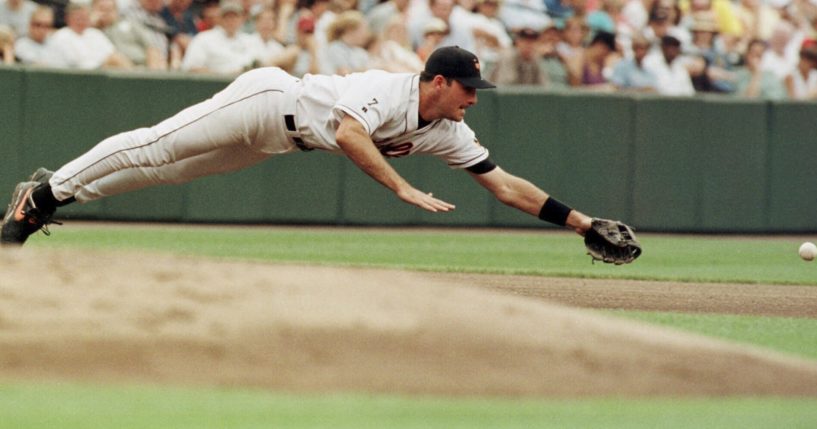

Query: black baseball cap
left=423, top=46, right=496, bottom=89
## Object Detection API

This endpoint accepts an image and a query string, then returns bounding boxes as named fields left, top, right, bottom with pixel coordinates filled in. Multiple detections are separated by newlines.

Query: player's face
left=441, top=79, right=477, bottom=122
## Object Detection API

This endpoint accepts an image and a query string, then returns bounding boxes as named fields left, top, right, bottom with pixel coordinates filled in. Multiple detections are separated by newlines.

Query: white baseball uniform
left=50, top=67, right=490, bottom=203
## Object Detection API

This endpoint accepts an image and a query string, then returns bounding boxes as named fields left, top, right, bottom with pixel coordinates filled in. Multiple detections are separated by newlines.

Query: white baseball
left=799, top=242, right=817, bottom=261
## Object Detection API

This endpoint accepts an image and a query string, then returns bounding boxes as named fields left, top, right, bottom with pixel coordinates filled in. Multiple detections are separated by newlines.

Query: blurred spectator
left=610, top=33, right=657, bottom=90
left=315, top=0, right=357, bottom=72
left=687, top=10, right=735, bottom=92
left=1, top=0, right=36, bottom=37
left=576, top=30, right=618, bottom=89
left=161, top=0, right=198, bottom=59
left=122, top=0, right=172, bottom=66
left=289, top=10, right=320, bottom=76
left=783, top=38, right=817, bottom=99
left=44, top=2, right=132, bottom=69
left=643, top=6, right=689, bottom=54
left=324, top=9, right=369, bottom=75
left=559, top=16, right=588, bottom=86
left=491, top=27, right=551, bottom=85
left=415, top=16, right=447, bottom=61
left=196, top=1, right=221, bottom=32
left=643, top=34, right=695, bottom=95
left=0, top=24, right=14, bottom=64
left=14, top=5, right=53, bottom=65
left=252, top=7, right=300, bottom=71
left=408, top=0, right=476, bottom=52
left=93, top=0, right=167, bottom=69
left=760, top=20, right=796, bottom=79
left=367, top=13, right=424, bottom=72
left=240, top=0, right=263, bottom=32
left=732, top=38, right=787, bottom=99
left=539, top=21, right=570, bottom=89
left=469, top=0, right=511, bottom=75
left=366, top=0, right=409, bottom=37
left=182, top=0, right=264, bottom=74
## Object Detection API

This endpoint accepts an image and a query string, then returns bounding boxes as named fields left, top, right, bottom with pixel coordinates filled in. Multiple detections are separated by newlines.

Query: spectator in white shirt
left=44, top=2, right=131, bottom=69
left=14, top=5, right=52, bottom=65
left=252, top=7, right=300, bottom=71
left=0, top=0, right=36, bottom=37
left=181, top=0, right=264, bottom=74
left=643, top=35, right=696, bottom=96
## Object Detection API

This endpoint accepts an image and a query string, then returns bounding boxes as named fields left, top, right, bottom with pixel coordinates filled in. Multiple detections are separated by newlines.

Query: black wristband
left=538, top=197, right=572, bottom=226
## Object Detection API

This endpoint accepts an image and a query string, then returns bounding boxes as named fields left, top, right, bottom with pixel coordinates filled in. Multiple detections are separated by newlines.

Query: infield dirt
left=2, top=248, right=817, bottom=397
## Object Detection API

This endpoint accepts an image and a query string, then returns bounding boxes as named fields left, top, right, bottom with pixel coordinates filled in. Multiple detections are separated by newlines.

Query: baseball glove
left=584, top=218, right=642, bottom=265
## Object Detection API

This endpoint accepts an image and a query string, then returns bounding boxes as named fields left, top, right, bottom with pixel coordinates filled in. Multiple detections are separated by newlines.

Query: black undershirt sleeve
left=465, top=158, right=498, bottom=175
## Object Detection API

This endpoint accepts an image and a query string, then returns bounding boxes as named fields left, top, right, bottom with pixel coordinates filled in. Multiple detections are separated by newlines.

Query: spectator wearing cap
left=686, top=10, right=737, bottom=92
left=732, top=38, right=787, bottom=99
left=416, top=16, right=448, bottom=62
left=490, top=27, right=550, bottom=85
left=610, top=33, right=658, bottom=91
left=643, top=34, right=695, bottom=95
left=93, top=0, right=167, bottom=70
left=14, top=5, right=52, bottom=65
left=643, top=6, right=690, bottom=56
left=0, top=0, right=36, bottom=37
left=181, top=0, right=265, bottom=74
left=43, top=2, right=132, bottom=69
left=323, top=10, right=370, bottom=75
left=783, top=39, right=817, bottom=99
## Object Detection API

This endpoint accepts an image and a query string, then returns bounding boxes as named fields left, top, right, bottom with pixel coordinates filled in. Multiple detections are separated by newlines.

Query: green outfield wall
left=2, top=67, right=815, bottom=232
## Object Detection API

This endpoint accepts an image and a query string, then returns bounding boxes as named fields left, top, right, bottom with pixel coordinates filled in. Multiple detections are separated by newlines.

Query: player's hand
left=397, top=188, right=455, bottom=213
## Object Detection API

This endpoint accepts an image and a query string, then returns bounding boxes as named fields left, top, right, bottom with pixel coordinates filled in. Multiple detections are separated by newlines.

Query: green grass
left=610, top=310, right=817, bottom=361
left=29, top=224, right=817, bottom=285
left=10, top=224, right=817, bottom=428
left=1, top=382, right=816, bottom=429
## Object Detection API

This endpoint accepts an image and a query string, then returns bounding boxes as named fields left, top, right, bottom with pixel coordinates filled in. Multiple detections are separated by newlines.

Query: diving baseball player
left=0, top=46, right=641, bottom=263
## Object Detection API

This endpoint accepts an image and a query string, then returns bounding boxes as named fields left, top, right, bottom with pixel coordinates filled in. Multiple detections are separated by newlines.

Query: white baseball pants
left=50, top=68, right=302, bottom=203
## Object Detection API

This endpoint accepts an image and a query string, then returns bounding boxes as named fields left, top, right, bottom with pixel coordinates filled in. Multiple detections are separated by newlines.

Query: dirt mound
left=1, top=248, right=817, bottom=396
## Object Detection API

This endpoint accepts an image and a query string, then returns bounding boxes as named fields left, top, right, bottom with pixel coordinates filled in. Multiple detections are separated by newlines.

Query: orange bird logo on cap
left=473, top=58, right=480, bottom=71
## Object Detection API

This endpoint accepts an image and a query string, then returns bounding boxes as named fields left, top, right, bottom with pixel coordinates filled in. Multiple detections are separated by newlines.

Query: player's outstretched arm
left=467, top=166, right=592, bottom=235
left=335, top=116, right=455, bottom=213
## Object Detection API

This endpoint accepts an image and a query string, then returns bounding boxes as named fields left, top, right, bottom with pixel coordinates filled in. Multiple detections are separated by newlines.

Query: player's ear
left=432, top=74, right=449, bottom=88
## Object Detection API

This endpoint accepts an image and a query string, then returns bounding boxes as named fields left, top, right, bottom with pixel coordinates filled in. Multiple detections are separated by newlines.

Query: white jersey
left=295, top=70, right=490, bottom=169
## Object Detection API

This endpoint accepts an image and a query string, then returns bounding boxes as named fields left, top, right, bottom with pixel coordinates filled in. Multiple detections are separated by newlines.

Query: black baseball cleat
left=1, top=181, right=59, bottom=246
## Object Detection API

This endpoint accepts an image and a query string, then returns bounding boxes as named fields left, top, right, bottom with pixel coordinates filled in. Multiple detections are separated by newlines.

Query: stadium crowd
left=1, top=0, right=817, bottom=98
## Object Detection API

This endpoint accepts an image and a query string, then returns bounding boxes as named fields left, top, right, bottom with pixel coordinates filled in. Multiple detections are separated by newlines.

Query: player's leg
left=1, top=70, right=297, bottom=245
left=72, top=143, right=272, bottom=201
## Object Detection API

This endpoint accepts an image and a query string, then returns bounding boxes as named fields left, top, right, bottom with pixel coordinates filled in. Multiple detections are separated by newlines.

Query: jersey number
left=379, top=142, right=413, bottom=158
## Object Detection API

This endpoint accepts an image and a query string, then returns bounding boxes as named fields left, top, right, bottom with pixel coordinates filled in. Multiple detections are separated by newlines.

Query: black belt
left=284, top=114, right=312, bottom=152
